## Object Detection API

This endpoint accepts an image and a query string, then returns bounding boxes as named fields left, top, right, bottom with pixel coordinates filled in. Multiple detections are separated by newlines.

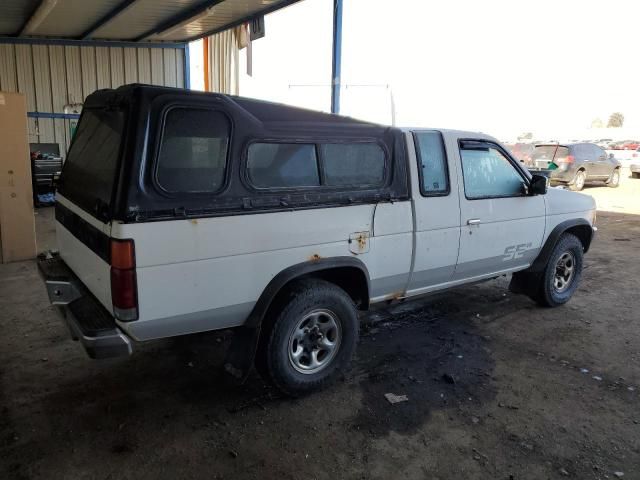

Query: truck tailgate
left=55, top=195, right=113, bottom=313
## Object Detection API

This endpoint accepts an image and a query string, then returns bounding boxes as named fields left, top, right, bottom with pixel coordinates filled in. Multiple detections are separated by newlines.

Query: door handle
left=467, top=218, right=481, bottom=225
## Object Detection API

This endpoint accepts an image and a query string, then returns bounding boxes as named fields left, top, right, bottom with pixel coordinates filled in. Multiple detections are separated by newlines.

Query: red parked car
left=622, top=140, right=640, bottom=150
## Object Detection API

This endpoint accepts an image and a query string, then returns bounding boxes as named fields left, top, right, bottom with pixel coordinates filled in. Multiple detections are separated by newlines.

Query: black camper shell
left=58, top=84, right=410, bottom=223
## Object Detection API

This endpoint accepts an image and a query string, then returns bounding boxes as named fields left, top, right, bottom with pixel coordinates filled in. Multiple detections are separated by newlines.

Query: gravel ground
left=1, top=176, right=639, bottom=480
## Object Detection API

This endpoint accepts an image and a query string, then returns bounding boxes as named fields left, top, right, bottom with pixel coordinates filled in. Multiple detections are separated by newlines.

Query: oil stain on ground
left=349, top=290, right=517, bottom=437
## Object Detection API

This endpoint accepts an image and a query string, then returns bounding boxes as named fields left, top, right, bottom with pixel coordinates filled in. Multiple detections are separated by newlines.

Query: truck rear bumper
left=37, top=253, right=133, bottom=359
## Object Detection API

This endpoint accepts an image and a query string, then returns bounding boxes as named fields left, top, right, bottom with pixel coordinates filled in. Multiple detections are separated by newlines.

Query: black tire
left=569, top=170, right=586, bottom=191
left=533, top=233, right=584, bottom=307
left=607, top=168, right=621, bottom=188
left=258, top=278, right=358, bottom=396
left=632, top=172, right=640, bottom=179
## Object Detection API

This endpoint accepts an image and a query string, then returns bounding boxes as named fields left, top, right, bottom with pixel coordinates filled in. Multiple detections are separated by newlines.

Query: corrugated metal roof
left=0, top=0, right=40, bottom=36
left=92, top=0, right=203, bottom=40
left=33, top=0, right=122, bottom=37
left=148, top=0, right=281, bottom=41
left=0, top=0, right=302, bottom=43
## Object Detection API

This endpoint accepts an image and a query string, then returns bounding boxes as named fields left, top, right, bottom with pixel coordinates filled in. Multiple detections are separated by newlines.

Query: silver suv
left=39, top=85, right=597, bottom=396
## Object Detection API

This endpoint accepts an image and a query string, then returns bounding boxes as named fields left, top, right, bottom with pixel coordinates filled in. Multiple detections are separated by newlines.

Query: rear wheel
left=533, top=233, right=584, bottom=307
left=570, top=170, right=586, bottom=191
left=607, top=168, right=621, bottom=188
left=258, top=279, right=358, bottom=396
left=632, top=172, right=640, bottom=179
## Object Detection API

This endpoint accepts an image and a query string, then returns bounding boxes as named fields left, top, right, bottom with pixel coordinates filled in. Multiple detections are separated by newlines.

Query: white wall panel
left=96, top=47, right=111, bottom=90
left=80, top=47, right=97, bottom=99
left=49, top=45, right=69, bottom=152
left=176, top=49, right=184, bottom=88
left=0, top=44, right=17, bottom=91
left=109, top=47, right=125, bottom=88
left=15, top=44, right=38, bottom=142
left=137, top=48, right=151, bottom=84
left=163, top=49, right=177, bottom=87
left=64, top=46, right=83, bottom=105
left=32, top=45, right=55, bottom=142
left=150, top=49, right=164, bottom=85
left=15, top=45, right=36, bottom=110
left=124, top=48, right=138, bottom=84
left=1, top=41, right=187, bottom=150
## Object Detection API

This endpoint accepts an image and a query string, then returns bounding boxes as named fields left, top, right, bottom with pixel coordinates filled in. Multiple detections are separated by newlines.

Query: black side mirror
left=529, top=174, right=548, bottom=195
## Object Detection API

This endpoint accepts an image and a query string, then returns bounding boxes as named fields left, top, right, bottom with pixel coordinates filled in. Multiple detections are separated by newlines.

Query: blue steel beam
left=0, top=36, right=186, bottom=49
left=28, top=112, right=80, bottom=119
left=331, top=0, right=343, bottom=114
left=80, top=0, right=140, bottom=40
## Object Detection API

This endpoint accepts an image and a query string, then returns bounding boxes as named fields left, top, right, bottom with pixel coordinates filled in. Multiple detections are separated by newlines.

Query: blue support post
left=331, top=0, right=343, bottom=114
left=184, top=43, right=191, bottom=89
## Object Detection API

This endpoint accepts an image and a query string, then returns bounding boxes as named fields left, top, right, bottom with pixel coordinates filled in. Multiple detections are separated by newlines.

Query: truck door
left=405, top=131, right=461, bottom=294
left=453, top=139, right=545, bottom=280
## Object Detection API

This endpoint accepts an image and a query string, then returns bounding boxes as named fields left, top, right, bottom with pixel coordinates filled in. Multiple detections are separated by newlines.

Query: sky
left=193, top=0, right=640, bottom=140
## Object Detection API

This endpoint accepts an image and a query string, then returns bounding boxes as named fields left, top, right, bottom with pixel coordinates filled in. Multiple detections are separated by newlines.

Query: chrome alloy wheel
left=288, top=309, right=342, bottom=374
left=553, top=251, right=576, bottom=293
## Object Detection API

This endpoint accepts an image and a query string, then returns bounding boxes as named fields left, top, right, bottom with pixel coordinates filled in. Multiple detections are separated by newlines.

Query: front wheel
left=259, top=279, right=358, bottom=396
left=569, top=170, right=586, bottom=191
left=607, top=168, right=621, bottom=188
left=533, top=233, right=584, bottom=307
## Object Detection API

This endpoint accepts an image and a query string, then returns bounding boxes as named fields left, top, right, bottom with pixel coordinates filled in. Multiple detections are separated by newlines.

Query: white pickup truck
left=39, top=85, right=597, bottom=396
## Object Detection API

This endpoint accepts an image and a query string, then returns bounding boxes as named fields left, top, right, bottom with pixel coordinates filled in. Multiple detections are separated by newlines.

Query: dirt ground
left=1, top=174, right=639, bottom=480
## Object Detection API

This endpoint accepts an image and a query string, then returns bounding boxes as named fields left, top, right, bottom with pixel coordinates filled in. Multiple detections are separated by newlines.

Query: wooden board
left=0, top=91, right=37, bottom=262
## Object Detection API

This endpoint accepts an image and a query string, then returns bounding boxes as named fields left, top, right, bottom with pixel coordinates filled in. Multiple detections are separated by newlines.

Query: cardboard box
left=0, top=91, right=37, bottom=263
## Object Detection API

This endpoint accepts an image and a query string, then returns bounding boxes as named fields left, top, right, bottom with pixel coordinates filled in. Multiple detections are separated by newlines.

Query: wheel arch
left=528, top=219, right=594, bottom=273
left=223, top=257, right=370, bottom=383
left=245, top=256, right=370, bottom=329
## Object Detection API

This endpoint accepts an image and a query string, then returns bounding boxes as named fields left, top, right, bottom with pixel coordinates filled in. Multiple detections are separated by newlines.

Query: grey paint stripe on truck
left=123, top=301, right=256, bottom=341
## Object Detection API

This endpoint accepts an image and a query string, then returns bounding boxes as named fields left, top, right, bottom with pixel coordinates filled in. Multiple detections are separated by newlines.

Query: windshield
left=532, top=145, right=569, bottom=162
left=58, top=108, right=125, bottom=221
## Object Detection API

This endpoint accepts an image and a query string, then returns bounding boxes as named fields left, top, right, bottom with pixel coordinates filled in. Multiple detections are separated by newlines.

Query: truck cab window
left=460, top=145, right=525, bottom=199
left=414, top=131, right=449, bottom=195
left=156, top=108, right=230, bottom=193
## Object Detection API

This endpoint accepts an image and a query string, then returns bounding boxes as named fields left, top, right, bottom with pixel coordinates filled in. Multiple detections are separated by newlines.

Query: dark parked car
left=530, top=143, right=621, bottom=191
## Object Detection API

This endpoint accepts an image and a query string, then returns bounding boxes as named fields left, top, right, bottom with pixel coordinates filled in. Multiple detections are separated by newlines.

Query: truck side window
left=414, top=131, right=449, bottom=195
left=320, top=143, right=385, bottom=187
left=460, top=145, right=525, bottom=199
left=156, top=107, right=230, bottom=193
left=247, top=143, right=320, bottom=188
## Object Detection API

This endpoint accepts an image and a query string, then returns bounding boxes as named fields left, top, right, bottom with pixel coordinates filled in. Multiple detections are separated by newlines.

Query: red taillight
left=110, top=239, right=138, bottom=321
left=111, top=239, right=135, bottom=269
left=557, top=155, right=575, bottom=164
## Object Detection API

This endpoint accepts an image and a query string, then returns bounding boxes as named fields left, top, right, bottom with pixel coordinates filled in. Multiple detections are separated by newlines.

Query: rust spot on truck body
left=385, top=291, right=407, bottom=303
left=349, top=231, right=370, bottom=255
left=309, top=254, right=322, bottom=262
